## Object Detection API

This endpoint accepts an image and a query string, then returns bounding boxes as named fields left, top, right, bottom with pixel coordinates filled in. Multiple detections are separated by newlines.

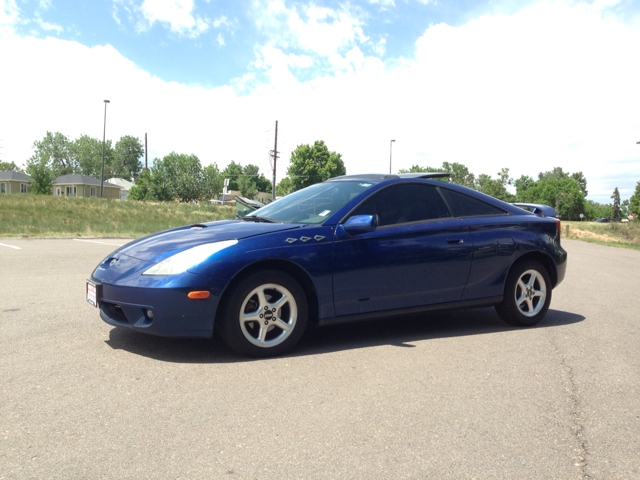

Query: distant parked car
left=595, top=218, right=617, bottom=223
left=87, top=173, right=568, bottom=357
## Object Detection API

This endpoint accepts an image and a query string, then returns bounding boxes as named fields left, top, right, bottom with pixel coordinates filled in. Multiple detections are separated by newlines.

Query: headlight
left=142, top=240, right=238, bottom=276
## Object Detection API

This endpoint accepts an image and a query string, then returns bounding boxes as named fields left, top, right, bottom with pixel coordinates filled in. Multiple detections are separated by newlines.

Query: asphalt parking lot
left=1, top=237, right=639, bottom=479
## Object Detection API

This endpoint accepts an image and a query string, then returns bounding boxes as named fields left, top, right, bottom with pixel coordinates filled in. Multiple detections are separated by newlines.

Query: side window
left=349, top=184, right=452, bottom=227
left=439, top=188, right=507, bottom=217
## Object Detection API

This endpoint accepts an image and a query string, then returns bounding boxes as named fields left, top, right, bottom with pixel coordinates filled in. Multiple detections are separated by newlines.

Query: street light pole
left=100, top=100, right=110, bottom=198
left=389, top=139, right=395, bottom=174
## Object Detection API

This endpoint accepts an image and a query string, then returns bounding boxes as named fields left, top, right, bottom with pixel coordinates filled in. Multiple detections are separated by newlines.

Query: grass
left=0, top=194, right=236, bottom=238
left=563, top=220, right=640, bottom=251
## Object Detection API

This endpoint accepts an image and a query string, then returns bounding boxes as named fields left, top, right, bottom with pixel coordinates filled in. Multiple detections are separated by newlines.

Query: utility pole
left=270, top=121, right=279, bottom=201
left=145, top=133, right=148, bottom=170
left=100, top=100, right=110, bottom=198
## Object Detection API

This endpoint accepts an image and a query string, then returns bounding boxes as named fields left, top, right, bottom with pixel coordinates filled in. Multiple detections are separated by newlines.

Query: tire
left=218, top=270, right=308, bottom=357
left=496, top=260, right=552, bottom=327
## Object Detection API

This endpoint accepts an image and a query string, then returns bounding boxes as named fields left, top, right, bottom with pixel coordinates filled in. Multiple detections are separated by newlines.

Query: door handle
left=447, top=239, right=464, bottom=244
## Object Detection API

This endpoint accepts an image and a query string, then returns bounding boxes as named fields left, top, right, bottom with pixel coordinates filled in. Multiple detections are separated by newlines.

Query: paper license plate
left=86, top=280, right=98, bottom=307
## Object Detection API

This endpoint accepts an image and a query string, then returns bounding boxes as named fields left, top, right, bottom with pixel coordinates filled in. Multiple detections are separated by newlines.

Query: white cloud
left=258, top=1, right=368, bottom=58
left=216, top=32, right=224, bottom=45
left=137, top=0, right=209, bottom=38
left=0, top=1, right=638, bottom=202
left=1, top=0, right=20, bottom=30
left=35, top=16, right=63, bottom=34
left=368, top=0, right=395, bottom=7
left=373, top=38, right=386, bottom=56
left=212, top=14, right=238, bottom=38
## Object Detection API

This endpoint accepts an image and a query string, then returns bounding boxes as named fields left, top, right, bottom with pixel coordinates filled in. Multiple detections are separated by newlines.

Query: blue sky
left=1, top=0, right=640, bottom=203
left=10, top=0, right=539, bottom=87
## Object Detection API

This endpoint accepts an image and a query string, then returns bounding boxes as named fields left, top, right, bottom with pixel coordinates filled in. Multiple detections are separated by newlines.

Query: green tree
left=148, top=157, right=173, bottom=202
left=28, top=131, right=76, bottom=177
left=473, top=168, right=514, bottom=202
left=584, top=200, right=612, bottom=221
left=629, top=181, right=640, bottom=217
left=25, top=132, right=73, bottom=193
left=621, top=199, right=630, bottom=218
left=237, top=174, right=258, bottom=199
left=24, top=160, right=54, bottom=194
left=475, top=172, right=515, bottom=202
left=276, top=177, right=294, bottom=197
left=287, top=140, right=346, bottom=192
left=152, top=152, right=203, bottom=203
left=113, top=136, right=144, bottom=181
left=611, top=187, right=621, bottom=221
left=570, top=171, right=588, bottom=197
left=201, top=163, right=223, bottom=201
left=221, top=160, right=244, bottom=191
left=0, top=161, right=22, bottom=172
left=128, top=168, right=154, bottom=201
left=538, top=167, right=569, bottom=182
left=514, top=175, right=536, bottom=199
left=441, top=162, right=475, bottom=188
left=521, top=177, right=585, bottom=220
left=70, top=135, right=110, bottom=178
left=242, top=164, right=271, bottom=194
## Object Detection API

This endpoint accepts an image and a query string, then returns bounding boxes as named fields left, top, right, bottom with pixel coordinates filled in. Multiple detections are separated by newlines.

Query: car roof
left=328, top=172, right=451, bottom=183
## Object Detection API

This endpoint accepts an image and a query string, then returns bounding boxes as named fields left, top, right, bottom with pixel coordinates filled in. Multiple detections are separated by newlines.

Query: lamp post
left=100, top=100, right=110, bottom=198
left=389, top=139, right=395, bottom=174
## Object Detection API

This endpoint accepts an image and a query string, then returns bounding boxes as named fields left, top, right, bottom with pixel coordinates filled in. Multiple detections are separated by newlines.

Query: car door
left=332, top=183, right=473, bottom=317
left=436, top=187, right=516, bottom=301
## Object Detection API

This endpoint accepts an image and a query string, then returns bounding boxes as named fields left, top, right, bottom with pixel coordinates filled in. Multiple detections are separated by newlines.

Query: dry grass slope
left=564, top=221, right=640, bottom=251
left=0, top=194, right=235, bottom=238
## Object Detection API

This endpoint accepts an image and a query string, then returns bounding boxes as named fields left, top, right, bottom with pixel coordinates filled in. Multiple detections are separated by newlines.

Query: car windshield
left=245, top=181, right=375, bottom=224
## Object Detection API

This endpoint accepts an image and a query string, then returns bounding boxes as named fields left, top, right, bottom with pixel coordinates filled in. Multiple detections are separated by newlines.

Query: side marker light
left=188, top=291, right=210, bottom=299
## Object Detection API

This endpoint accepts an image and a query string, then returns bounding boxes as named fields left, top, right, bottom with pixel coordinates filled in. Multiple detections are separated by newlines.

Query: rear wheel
left=218, top=270, right=308, bottom=357
left=496, top=261, right=552, bottom=327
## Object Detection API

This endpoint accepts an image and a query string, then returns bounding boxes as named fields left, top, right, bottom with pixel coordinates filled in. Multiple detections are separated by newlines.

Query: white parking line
left=0, top=242, right=22, bottom=250
left=73, top=239, right=124, bottom=246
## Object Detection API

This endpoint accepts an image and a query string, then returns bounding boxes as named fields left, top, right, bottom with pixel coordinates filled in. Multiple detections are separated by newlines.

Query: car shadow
left=104, top=307, right=585, bottom=364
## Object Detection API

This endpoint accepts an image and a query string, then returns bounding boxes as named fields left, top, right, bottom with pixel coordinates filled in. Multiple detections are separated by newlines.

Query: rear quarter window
left=439, top=188, right=508, bottom=217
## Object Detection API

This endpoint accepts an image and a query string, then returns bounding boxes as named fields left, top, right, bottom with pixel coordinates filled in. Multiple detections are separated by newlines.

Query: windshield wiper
left=240, top=215, right=278, bottom=223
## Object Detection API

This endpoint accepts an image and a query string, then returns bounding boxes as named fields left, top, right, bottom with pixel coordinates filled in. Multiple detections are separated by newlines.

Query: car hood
left=117, top=220, right=301, bottom=262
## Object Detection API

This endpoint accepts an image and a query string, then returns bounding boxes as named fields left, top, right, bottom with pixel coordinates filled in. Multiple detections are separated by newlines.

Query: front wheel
left=218, top=270, right=308, bottom=357
left=496, top=261, right=552, bottom=327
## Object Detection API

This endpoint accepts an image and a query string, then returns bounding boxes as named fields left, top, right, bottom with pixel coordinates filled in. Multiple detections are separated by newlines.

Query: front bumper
left=91, top=253, right=225, bottom=338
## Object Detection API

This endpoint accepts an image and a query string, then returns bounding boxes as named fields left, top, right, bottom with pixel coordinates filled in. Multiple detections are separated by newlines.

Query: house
left=52, top=174, right=122, bottom=199
left=0, top=170, right=32, bottom=194
left=108, top=177, right=135, bottom=200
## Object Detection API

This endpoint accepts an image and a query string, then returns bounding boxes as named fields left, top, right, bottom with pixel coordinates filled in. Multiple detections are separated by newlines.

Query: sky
left=1, top=0, right=639, bottom=203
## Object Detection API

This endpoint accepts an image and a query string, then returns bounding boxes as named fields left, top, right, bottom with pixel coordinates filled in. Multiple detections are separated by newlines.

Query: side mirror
left=343, top=215, right=377, bottom=235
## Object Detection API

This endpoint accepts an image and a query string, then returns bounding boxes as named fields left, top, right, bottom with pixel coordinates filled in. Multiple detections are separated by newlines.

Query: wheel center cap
left=264, top=310, right=274, bottom=321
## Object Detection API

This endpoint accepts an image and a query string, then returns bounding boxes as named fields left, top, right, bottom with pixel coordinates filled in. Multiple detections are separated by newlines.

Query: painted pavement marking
left=73, top=239, right=125, bottom=246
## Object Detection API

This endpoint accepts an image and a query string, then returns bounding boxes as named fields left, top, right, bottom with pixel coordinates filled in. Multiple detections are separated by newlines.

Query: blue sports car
left=87, top=173, right=567, bottom=357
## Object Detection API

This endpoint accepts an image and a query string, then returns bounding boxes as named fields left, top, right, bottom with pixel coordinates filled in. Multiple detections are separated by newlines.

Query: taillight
left=556, top=218, right=561, bottom=240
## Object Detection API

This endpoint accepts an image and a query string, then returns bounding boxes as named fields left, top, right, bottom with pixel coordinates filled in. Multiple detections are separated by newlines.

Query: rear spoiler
left=512, top=203, right=558, bottom=217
